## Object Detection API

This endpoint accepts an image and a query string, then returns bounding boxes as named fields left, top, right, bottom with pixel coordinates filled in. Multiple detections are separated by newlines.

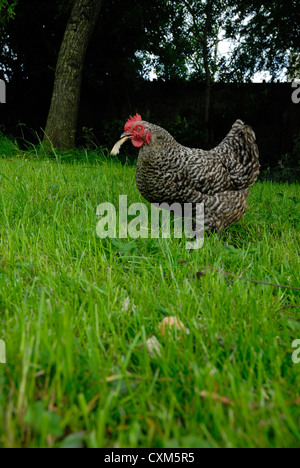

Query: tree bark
left=44, top=0, right=103, bottom=150
left=202, top=0, right=212, bottom=146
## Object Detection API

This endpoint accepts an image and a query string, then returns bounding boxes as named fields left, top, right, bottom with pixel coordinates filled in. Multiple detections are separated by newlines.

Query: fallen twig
left=275, top=305, right=300, bottom=316
left=180, top=260, right=300, bottom=291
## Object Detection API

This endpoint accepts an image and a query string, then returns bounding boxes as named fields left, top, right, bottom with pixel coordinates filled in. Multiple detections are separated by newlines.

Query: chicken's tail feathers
left=216, top=119, right=260, bottom=190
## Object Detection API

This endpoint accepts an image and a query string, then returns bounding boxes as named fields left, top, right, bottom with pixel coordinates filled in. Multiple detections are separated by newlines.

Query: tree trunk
left=44, top=0, right=103, bottom=150
left=202, top=0, right=212, bottom=146
left=203, top=59, right=211, bottom=145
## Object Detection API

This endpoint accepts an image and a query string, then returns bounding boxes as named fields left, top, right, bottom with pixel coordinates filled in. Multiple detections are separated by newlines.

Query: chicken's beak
left=110, top=133, right=132, bottom=156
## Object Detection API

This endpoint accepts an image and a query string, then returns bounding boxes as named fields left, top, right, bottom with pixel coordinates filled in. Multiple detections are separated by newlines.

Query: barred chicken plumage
left=111, top=114, right=260, bottom=232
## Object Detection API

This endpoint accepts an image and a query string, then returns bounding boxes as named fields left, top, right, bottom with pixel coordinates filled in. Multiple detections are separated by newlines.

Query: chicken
left=111, top=114, right=260, bottom=232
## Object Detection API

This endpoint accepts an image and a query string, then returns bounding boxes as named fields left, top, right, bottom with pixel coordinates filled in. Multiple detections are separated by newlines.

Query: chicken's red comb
left=124, top=113, right=143, bottom=133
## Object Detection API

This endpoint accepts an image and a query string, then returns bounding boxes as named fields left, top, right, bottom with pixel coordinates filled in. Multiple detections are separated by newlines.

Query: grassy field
left=0, top=145, right=299, bottom=448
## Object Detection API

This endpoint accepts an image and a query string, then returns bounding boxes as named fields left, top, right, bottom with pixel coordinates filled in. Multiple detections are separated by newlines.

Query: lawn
left=0, top=149, right=299, bottom=448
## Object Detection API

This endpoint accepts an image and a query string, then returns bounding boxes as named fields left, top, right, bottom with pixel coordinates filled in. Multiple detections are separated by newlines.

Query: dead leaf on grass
left=198, top=390, right=232, bottom=406
left=158, top=316, right=190, bottom=340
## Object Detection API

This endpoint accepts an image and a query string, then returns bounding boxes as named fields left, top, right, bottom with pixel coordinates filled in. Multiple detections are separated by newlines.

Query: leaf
left=24, top=402, right=63, bottom=438
left=59, top=432, right=86, bottom=449
left=225, top=244, right=241, bottom=255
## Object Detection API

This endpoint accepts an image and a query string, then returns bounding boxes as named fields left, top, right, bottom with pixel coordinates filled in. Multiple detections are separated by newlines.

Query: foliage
left=0, top=1, right=70, bottom=85
left=223, top=0, right=300, bottom=81
left=0, top=0, right=18, bottom=22
left=138, top=0, right=228, bottom=82
left=2, top=0, right=298, bottom=87
left=261, top=133, right=300, bottom=183
left=139, top=0, right=299, bottom=82
left=0, top=1, right=299, bottom=150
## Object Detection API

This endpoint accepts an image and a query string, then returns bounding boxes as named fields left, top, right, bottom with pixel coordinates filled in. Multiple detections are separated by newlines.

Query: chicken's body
left=112, top=117, right=260, bottom=232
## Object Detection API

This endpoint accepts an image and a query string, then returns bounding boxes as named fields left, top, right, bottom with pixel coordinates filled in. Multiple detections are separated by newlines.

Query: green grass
left=0, top=147, right=299, bottom=448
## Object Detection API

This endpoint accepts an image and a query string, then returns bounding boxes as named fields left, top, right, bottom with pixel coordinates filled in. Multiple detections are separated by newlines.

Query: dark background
left=1, top=78, right=299, bottom=170
left=0, top=0, right=299, bottom=175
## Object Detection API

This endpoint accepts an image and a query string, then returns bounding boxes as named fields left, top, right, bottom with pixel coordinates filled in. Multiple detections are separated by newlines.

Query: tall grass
left=0, top=141, right=299, bottom=448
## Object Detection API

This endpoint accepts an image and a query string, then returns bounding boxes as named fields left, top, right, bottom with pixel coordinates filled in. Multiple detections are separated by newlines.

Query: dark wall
left=80, top=80, right=299, bottom=168
left=1, top=78, right=299, bottom=168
